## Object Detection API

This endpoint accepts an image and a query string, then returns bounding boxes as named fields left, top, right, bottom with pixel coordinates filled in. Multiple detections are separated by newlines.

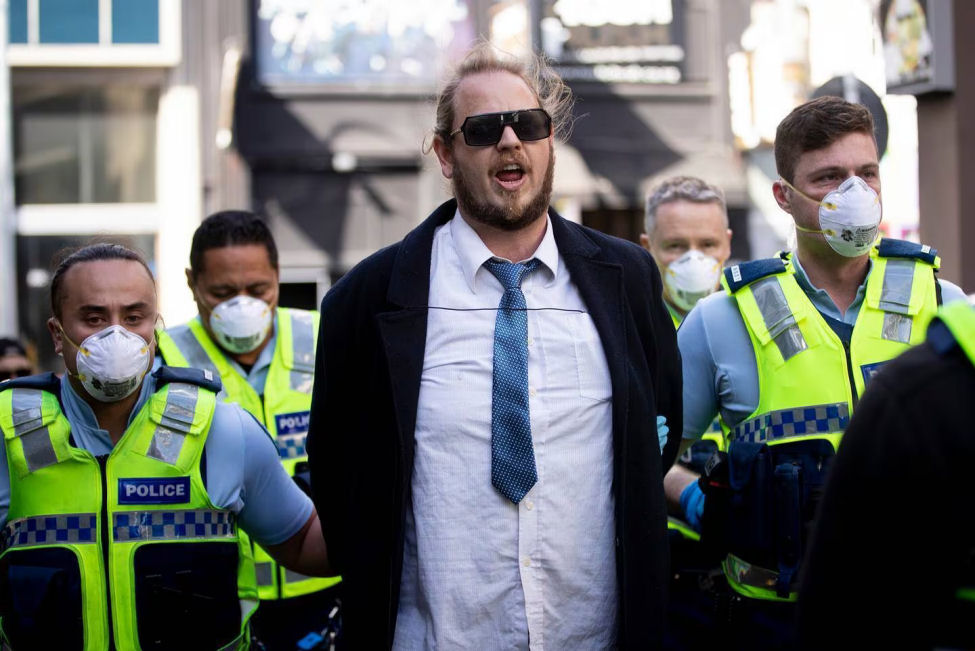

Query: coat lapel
left=376, top=200, right=457, bottom=459
left=550, top=213, right=629, bottom=455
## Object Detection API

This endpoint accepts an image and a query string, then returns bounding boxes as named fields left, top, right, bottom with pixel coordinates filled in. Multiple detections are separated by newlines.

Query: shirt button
left=525, top=500, right=534, bottom=510
left=527, top=337, right=534, bottom=346
left=529, top=387, right=537, bottom=397
left=523, top=557, right=531, bottom=567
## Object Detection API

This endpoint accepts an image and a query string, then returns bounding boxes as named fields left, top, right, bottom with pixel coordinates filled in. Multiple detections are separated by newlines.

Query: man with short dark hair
left=157, top=211, right=340, bottom=650
left=307, top=44, right=682, bottom=649
left=0, top=243, right=329, bottom=650
left=667, top=95, right=966, bottom=648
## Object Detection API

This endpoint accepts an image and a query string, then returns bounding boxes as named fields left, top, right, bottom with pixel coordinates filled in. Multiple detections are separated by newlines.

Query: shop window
left=13, top=86, right=158, bottom=204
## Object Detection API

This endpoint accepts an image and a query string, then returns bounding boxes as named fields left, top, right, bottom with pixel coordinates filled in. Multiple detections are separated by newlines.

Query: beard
left=451, top=143, right=555, bottom=232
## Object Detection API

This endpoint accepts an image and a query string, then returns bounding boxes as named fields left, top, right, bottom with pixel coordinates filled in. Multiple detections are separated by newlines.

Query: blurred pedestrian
left=798, top=299, right=975, bottom=650
left=0, top=243, right=329, bottom=649
left=306, top=43, right=682, bottom=649
left=0, top=337, right=35, bottom=381
left=156, top=211, right=340, bottom=650
left=665, top=95, right=967, bottom=649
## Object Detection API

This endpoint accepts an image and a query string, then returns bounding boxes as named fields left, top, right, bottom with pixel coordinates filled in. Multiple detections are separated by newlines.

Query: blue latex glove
left=656, top=415, right=669, bottom=454
left=679, top=481, right=706, bottom=532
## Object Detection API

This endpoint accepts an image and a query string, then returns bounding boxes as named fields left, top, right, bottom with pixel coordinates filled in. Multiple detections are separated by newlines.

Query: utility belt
left=699, top=436, right=836, bottom=600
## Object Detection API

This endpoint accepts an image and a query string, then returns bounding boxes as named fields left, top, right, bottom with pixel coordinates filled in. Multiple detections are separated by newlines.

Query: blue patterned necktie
left=484, top=258, right=540, bottom=504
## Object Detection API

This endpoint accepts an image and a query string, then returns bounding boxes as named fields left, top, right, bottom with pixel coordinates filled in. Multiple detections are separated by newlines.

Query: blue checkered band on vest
left=275, top=433, right=307, bottom=459
left=728, top=402, right=850, bottom=443
left=2, top=513, right=98, bottom=550
left=113, top=509, right=236, bottom=542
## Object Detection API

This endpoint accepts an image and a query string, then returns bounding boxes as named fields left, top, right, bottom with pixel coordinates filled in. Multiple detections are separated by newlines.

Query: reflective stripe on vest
left=728, top=402, right=850, bottom=444
left=10, top=389, right=58, bottom=472
left=3, top=513, right=97, bottom=549
left=148, top=382, right=200, bottom=465
left=749, top=276, right=808, bottom=361
left=113, top=509, right=236, bottom=541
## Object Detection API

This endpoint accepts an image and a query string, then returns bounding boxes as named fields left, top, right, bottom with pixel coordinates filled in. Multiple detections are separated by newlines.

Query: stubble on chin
left=452, top=149, right=555, bottom=233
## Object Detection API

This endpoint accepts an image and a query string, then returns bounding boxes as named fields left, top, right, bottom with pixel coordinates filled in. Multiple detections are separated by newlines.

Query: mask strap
left=55, top=321, right=85, bottom=354
left=779, top=177, right=838, bottom=210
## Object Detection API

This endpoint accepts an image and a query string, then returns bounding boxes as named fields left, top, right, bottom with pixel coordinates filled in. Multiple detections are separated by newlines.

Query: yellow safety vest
left=719, top=239, right=941, bottom=601
left=157, top=308, right=340, bottom=599
left=0, top=369, right=258, bottom=650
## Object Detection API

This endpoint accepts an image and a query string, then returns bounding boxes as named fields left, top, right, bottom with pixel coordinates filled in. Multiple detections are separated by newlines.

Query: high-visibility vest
left=157, top=308, right=340, bottom=599
left=0, top=368, right=258, bottom=650
left=719, top=239, right=942, bottom=601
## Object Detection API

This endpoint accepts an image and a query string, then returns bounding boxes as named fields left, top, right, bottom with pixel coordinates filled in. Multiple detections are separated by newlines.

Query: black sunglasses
left=0, top=368, right=32, bottom=382
left=450, top=108, right=552, bottom=147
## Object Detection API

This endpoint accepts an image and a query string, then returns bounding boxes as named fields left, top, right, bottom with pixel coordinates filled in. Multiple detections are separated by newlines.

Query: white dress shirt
left=392, top=211, right=617, bottom=650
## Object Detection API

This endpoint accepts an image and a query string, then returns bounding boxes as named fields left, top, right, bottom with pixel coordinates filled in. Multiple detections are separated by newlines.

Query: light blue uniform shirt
left=0, top=372, right=313, bottom=547
left=679, top=254, right=968, bottom=439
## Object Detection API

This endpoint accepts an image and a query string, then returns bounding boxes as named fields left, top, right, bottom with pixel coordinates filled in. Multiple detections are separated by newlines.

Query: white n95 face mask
left=663, top=250, right=722, bottom=312
left=208, top=295, right=272, bottom=354
left=65, top=325, right=152, bottom=402
left=789, top=176, right=882, bottom=257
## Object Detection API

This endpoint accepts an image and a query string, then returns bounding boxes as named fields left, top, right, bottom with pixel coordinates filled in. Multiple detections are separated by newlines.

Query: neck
left=794, top=238, right=870, bottom=316
left=72, top=375, right=143, bottom=445
left=459, top=211, right=548, bottom=262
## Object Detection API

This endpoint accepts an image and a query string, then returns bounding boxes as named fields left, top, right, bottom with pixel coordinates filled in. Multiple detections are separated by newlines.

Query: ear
left=639, top=233, right=651, bottom=252
left=47, top=317, right=63, bottom=355
left=432, top=135, right=455, bottom=179
left=772, top=180, right=793, bottom=214
left=185, top=268, right=195, bottom=292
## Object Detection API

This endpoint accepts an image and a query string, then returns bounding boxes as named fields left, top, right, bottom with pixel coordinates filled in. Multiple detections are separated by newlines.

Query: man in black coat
left=307, top=44, right=682, bottom=649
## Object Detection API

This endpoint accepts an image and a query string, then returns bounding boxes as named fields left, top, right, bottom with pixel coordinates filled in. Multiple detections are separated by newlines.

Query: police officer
left=641, top=175, right=732, bottom=329
left=666, top=96, right=967, bottom=648
left=798, top=299, right=975, bottom=649
left=0, top=243, right=329, bottom=650
left=641, top=176, right=732, bottom=649
left=156, top=211, right=339, bottom=649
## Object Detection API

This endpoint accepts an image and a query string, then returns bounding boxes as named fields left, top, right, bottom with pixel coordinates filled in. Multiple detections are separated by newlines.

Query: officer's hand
left=679, top=481, right=706, bottom=532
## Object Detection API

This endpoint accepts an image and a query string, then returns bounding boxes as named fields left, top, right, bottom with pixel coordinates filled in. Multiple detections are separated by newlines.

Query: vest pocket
left=0, top=547, right=84, bottom=650
left=133, top=541, right=240, bottom=650
left=725, top=438, right=835, bottom=588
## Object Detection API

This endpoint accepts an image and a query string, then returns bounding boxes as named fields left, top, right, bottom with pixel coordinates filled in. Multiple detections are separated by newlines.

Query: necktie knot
left=484, top=258, right=540, bottom=291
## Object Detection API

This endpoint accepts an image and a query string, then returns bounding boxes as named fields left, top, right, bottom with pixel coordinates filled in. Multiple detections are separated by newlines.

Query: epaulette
left=724, top=257, right=788, bottom=294
left=927, top=319, right=958, bottom=355
left=876, top=238, right=938, bottom=266
left=152, top=366, right=222, bottom=394
left=0, top=372, right=61, bottom=395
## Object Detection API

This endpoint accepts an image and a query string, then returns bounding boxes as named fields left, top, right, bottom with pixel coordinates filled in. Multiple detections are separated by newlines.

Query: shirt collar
left=448, top=208, right=559, bottom=294
left=60, top=370, right=156, bottom=450
left=791, top=251, right=873, bottom=323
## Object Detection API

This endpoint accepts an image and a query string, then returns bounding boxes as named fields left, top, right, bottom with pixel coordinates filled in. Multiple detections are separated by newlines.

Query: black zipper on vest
left=97, top=454, right=117, bottom=651
left=842, top=339, right=859, bottom=409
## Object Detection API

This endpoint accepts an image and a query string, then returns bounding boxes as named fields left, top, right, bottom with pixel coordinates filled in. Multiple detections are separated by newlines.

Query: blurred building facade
left=10, top=0, right=961, bottom=370
left=6, top=0, right=756, bottom=369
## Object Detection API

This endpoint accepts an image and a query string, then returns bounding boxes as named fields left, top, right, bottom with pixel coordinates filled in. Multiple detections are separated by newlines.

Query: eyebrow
left=76, top=301, right=151, bottom=312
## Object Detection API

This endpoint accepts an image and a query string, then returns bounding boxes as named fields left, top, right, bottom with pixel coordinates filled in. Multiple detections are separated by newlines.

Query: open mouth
left=495, top=163, right=525, bottom=190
